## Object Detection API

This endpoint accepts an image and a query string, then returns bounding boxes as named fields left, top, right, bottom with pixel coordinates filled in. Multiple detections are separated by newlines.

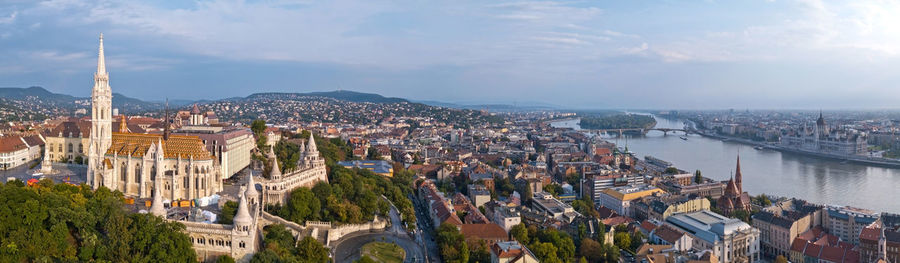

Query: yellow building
left=599, top=184, right=665, bottom=217
left=634, top=195, right=711, bottom=221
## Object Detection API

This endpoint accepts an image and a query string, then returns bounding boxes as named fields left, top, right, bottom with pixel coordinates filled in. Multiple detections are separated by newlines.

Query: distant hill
left=415, top=99, right=560, bottom=112
left=0, top=86, right=163, bottom=115
left=0, top=86, right=79, bottom=105
left=246, top=90, right=408, bottom=104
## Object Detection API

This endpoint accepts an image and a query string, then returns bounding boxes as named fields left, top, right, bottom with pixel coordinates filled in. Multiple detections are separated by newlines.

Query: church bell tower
left=87, top=33, right=113, bottom=188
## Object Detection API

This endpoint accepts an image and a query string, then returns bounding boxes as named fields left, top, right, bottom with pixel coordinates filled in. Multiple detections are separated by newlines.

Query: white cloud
left=0, top=10, right=16, bottom=24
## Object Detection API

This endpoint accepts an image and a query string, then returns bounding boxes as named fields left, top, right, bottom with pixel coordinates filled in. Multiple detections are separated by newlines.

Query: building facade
left=0, top=135, right=44, bottom=169
left=174, top=125, right=254, bottom=179
left=81, top=35, right=223, bottom=200
left=666, top=210, right=761, bottom=263
left=259, top=137, right=328, bottom=205
left=598, top=184, right=665, bottom=217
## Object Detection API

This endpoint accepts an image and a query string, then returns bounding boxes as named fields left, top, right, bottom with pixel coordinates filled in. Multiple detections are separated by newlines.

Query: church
left=85, top=34, right=224, bottom=199
left=717, top=155, right=751, bottom=215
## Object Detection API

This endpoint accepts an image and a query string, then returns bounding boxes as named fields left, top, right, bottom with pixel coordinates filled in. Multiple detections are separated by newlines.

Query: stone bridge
left=580, top=127, right=692, bottom=137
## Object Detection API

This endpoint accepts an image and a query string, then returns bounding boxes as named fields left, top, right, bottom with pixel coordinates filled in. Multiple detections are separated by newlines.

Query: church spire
left=119, top=115, right=128, bottom=133
left=734, top=154, right=743, bottom=193
left=97, top=33, right=107, bottom=75
left=163, top=99, right=170, bottom=140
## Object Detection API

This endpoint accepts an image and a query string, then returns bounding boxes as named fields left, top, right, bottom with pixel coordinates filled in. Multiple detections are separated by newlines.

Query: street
left=331, top=195, right=429, bottom=263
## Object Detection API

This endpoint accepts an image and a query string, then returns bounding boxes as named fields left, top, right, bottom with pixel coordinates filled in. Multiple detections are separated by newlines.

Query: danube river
left=552, top=116, right=900, bottom=213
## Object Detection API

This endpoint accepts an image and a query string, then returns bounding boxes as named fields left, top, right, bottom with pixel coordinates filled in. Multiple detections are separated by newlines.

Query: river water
left=551, top=117, right=900, bottom=213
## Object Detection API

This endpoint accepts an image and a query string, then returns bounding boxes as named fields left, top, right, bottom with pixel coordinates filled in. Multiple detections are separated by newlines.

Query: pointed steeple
left=245, top=171, right=259, bottom=200
left=734, top=154, right=742, bottom=193
left=306, top=133, right=318, bottom=153
left=96, top=33, right=107, bottom=75
left=149, top=178, right=166, bottom=217
left=269, top=147, right=282, bottom=179
left=233, top=191, right=252, bottom=227
left=119, top=115, right=128, bottom=133
left=163, top=99, right=170, bottom=140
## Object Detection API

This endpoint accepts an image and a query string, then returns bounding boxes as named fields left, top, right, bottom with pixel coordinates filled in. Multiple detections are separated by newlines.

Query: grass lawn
left=360, top=242, right=406, bottom=263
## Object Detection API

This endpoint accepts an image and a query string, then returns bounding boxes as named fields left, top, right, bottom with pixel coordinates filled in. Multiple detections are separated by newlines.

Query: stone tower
left=88, top=33, right=113, bottom=189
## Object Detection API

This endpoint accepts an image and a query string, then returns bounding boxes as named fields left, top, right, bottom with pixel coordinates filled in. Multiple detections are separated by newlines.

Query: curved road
left=332, top=196, right=428, bottom=263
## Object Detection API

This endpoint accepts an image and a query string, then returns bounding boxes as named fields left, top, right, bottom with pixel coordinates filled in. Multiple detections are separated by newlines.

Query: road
left=0, top=163, right=86, bottom=185
left=331, top=196, right=429, bottom=263
left=411, top=193, right=441, bottom=263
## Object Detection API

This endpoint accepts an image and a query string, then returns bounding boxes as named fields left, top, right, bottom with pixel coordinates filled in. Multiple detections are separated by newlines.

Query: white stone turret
left=306, top=134, right=318, bottom=155
left=269, top=147, right=282, bottom=180
left=149, top=178, right=166, bottom=217
left=233, top=191, right=252, bottom=232
left=244, top=171, right=259, bottom=207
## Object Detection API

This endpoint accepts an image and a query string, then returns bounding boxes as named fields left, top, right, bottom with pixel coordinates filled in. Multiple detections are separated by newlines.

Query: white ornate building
left=780, top=112, right=868, bottom=155
left=259, top=137, right=328, bottom=205
left=84, top=34, right=224, bottom=199
left=150, top=172, right=260, bottom=262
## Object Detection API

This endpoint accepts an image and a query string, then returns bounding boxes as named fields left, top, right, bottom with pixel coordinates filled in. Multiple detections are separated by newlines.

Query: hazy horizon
left=1, top=0, right=899, bottom=109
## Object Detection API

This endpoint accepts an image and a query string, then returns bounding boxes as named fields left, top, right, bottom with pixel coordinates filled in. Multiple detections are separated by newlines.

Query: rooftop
left=666, top=210, right=753, bottom=244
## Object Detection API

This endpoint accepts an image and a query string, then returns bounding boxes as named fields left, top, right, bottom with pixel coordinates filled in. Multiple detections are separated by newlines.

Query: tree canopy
left=250, top=224, right=329, bottom=263
left=0, top=180, right=197, bottom=262
left=578, top=114, right=656, bottom=130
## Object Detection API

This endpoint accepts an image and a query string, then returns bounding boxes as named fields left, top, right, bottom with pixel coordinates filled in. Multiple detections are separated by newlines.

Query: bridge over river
left=578, top=127, right=693, bottom=137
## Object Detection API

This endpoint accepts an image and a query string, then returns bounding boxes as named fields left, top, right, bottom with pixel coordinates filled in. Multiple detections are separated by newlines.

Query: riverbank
left=694, top=130, right=900, bottom=168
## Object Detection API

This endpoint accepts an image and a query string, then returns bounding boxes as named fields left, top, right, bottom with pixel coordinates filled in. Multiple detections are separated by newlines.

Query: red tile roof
left=0, top=136, right=27, bottom=153
left=460, top=223, right=508, bottom=242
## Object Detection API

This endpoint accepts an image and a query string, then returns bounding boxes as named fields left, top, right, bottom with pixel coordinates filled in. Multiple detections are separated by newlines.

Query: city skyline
left=1, top=0, right=900, bottom=109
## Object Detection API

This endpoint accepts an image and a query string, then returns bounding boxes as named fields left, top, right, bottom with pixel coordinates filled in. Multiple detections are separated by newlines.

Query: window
left=68, top=143, right=73, bottom=153
left=78, top=143, right=83, bottom=153
left=135, top=165, right=142, bottom=182
left=58, top=144, right=62, bottom=152
left=121, top=163, right=127, bottom=182
left=184, top=176, right=189, bottom=188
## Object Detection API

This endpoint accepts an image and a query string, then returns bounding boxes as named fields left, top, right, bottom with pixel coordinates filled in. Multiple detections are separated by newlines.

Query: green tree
left=664, top=167, right=679, bottom=174
left=366, top=146, right=381, bottom=160
left=251, top=119, right=267, bottom=135
left=216, top=255, right=236, bottom=263
left=436, top=223, right=469, bottom=263
left=579, top=238, right=604, bottom=262
left=694, top=170, right=703, bottom=184
left=0, top=180, right=197, bottom=262
left=296, top=236, right=330, bottom=263
left=218, top=201, right=239, bottom=224
left=510, top=223, right=529, bottom=244
left=603, top=243, right=620, bottom=263
left=614, top=232, right=631, bottom=252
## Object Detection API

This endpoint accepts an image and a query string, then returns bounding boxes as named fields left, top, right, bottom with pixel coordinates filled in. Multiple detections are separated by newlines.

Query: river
left=551, top=116, right=900, bottom=213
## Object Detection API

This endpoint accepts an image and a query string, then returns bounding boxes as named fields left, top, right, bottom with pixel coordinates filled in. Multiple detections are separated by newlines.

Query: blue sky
left=1, top=0, right=899, bottom=109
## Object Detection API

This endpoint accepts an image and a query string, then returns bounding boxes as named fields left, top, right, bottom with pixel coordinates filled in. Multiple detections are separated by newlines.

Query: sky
left=1, top=0, right=899, bottom=109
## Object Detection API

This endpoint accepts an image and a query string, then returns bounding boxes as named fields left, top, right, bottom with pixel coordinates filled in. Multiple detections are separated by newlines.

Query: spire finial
left=96, top=33, right=107, bottom=75
left=163, top=98, right=170, bottom=140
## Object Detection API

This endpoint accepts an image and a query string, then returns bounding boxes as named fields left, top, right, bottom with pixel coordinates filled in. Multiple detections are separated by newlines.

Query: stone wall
left=258, top=211, right=388, bottom=247
left=325, top=218, right=388, bottom=245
